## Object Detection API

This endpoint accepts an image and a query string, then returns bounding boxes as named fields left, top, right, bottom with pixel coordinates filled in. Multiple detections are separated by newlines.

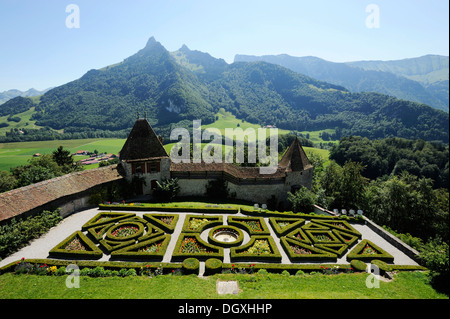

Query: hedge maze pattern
left=48, top=212, right=395, bottom=264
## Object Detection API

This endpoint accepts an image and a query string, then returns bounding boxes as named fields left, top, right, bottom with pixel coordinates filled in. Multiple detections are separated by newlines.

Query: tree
left=52, top=146, right=74, bottom=171
left=363, top=172, right=447, bottom=240
left=15, top=165, right=57, bottom=187
left=418, top=238, right=449, bottom=294
left=287, top=186, right=316, bottom=213
left=153, top=178, right=180, bottom=202
left=0, top=171, right=17, bottom=193
left=318, top=160, right=368, bottom=210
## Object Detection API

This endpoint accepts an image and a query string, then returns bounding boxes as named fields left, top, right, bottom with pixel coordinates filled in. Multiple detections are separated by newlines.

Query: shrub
left=0, top=209, right=62, bottom=260
left=153, top=178, right=180, bottom=202
left=182, top=258, right=200, bottom=275
left=287, top=186, right=316, bottom=213
left=205, top=258, right=223, bottom=275
left=370, top=259, right=392, bottom=272
left=418, top=239, right=449, bottom=294
left=350, top=259, right=367, bottom=272
left=257, top=269, right=269, bottom=275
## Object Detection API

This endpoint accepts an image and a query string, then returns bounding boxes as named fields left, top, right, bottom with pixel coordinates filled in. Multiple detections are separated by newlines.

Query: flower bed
left=105, top=222, right=145, bottom=241
left=171, top=233, right=223, bottom=261
left=64, top=237, right=86, bottom=251
left=268, top=217, right=305, bottom=236
left=227, top=216, right=271, bottom=235
left=280, top=237, right=337, bottom=262
left=181, top=215, right=223, bottom=233
left=311, top=219, right=361, bottom=238
left=346, top=239, right=394, bottom=262
left=230, top=236, right=281, bottom=262
left=110, top=235, right=171, bottom=261
left=49, top=231, right=103, bottom=259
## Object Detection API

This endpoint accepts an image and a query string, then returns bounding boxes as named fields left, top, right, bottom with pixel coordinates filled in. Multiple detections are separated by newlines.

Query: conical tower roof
left=119, top=118, right=168, bottom=162
left=278, top=137, right=312, bottom=171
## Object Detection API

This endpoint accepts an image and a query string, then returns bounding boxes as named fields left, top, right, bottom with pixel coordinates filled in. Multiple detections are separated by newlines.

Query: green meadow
left=0, top=138, right=126, bottom=171
left=0, top=108, right=330, bottom=171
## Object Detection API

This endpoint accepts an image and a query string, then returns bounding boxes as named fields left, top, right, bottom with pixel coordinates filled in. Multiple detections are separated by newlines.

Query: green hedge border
left=304, top=229, right=343, bottom=245
left=227, top=216, right=271, bottom=236
left=230, top=236, right=282, bottom=262
left=311, top=219, right=362, bottom=238
left=181, top=214, right=223, bottom=233
left=81, top=212, right=135, bottom=231
left=346, top=239, right=394, bottom=263
left=268, top=217, right=305, bottom=237
left=110, top=234, right=171, bottom=261
left=0, top=258, right=183, bottom=275
left=171, top=233, right=224, bottom=261
left=280, top=237, right=338, bottom=262
left=207, top=225, right=244, bottom=248
left=0, top=258, right=427, bottom=276
left=143, top=213, right=180, bottom=234
left=99, top=204, right=238, bottom=215
left=48, top=231, right=103, bottom=260
left=105, top=221, right=145, bottom=241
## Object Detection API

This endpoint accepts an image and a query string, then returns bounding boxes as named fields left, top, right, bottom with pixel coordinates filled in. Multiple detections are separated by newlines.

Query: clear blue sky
left=0, top=0, right=448, bottom=91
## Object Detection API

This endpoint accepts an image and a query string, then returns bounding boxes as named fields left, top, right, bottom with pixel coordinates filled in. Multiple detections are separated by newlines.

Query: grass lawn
left=0, top=271, right=446, bottom=299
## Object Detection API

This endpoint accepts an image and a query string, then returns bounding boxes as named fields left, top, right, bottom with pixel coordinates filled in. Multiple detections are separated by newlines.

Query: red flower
left=21, top=257, right=25, bottom=260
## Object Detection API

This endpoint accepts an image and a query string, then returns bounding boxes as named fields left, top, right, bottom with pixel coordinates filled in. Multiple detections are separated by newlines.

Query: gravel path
left=0, top=207, right=419, bottom=269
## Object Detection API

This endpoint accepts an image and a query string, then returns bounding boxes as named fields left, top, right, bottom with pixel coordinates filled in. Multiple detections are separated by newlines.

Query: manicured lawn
left=0, top=271, right=446, bottom=299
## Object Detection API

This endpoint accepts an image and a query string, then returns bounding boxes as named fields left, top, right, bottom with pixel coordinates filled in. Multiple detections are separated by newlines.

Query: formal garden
left=0, top=202, right=426, bottom=279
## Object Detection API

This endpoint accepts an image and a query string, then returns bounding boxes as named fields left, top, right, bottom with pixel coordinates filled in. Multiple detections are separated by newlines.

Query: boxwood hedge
left=230, top=236, right=282, bottom=262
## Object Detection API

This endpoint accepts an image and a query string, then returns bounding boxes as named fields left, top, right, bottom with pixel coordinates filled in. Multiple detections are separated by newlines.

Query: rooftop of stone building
left=0, top=165, right=122, bottom=223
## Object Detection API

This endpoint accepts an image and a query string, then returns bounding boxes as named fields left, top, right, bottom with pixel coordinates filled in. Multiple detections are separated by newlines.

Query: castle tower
left=119, top=118, right=170, bottom=195
left=279, top=137, right=314, bottom=193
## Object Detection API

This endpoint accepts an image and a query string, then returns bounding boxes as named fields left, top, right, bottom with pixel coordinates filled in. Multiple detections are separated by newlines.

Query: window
left=146, top=161, right=160, bottom=173
left=132, top=163, right=144, bottom=174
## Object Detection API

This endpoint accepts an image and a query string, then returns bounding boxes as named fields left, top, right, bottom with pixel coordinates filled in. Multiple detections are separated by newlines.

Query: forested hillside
left=329, top=136, right=449, bottom=188
left=0, top=37, right=448, bottom=143
left=235, top=54, right=449, bottom=112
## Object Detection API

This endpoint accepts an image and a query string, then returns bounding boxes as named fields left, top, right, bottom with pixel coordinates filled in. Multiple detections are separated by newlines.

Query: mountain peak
left=145, top=36, right=158, bottom=47
left=180, top=44, right=190, bottom=52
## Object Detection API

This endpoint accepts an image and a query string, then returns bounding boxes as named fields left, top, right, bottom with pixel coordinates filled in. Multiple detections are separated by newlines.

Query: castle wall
left=285, top=167, right=314, bottom=190
left=176, top=177, right=287, bottom=206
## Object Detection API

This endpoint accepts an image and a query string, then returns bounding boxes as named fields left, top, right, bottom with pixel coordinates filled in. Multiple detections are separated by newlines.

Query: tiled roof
left=0, top=165, right=122, bottom=222
left=170, top=162, right=286, bottom=179
left=278, top=137, right=313, bottom=171
left=119, top=118, right=168, bottom=162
